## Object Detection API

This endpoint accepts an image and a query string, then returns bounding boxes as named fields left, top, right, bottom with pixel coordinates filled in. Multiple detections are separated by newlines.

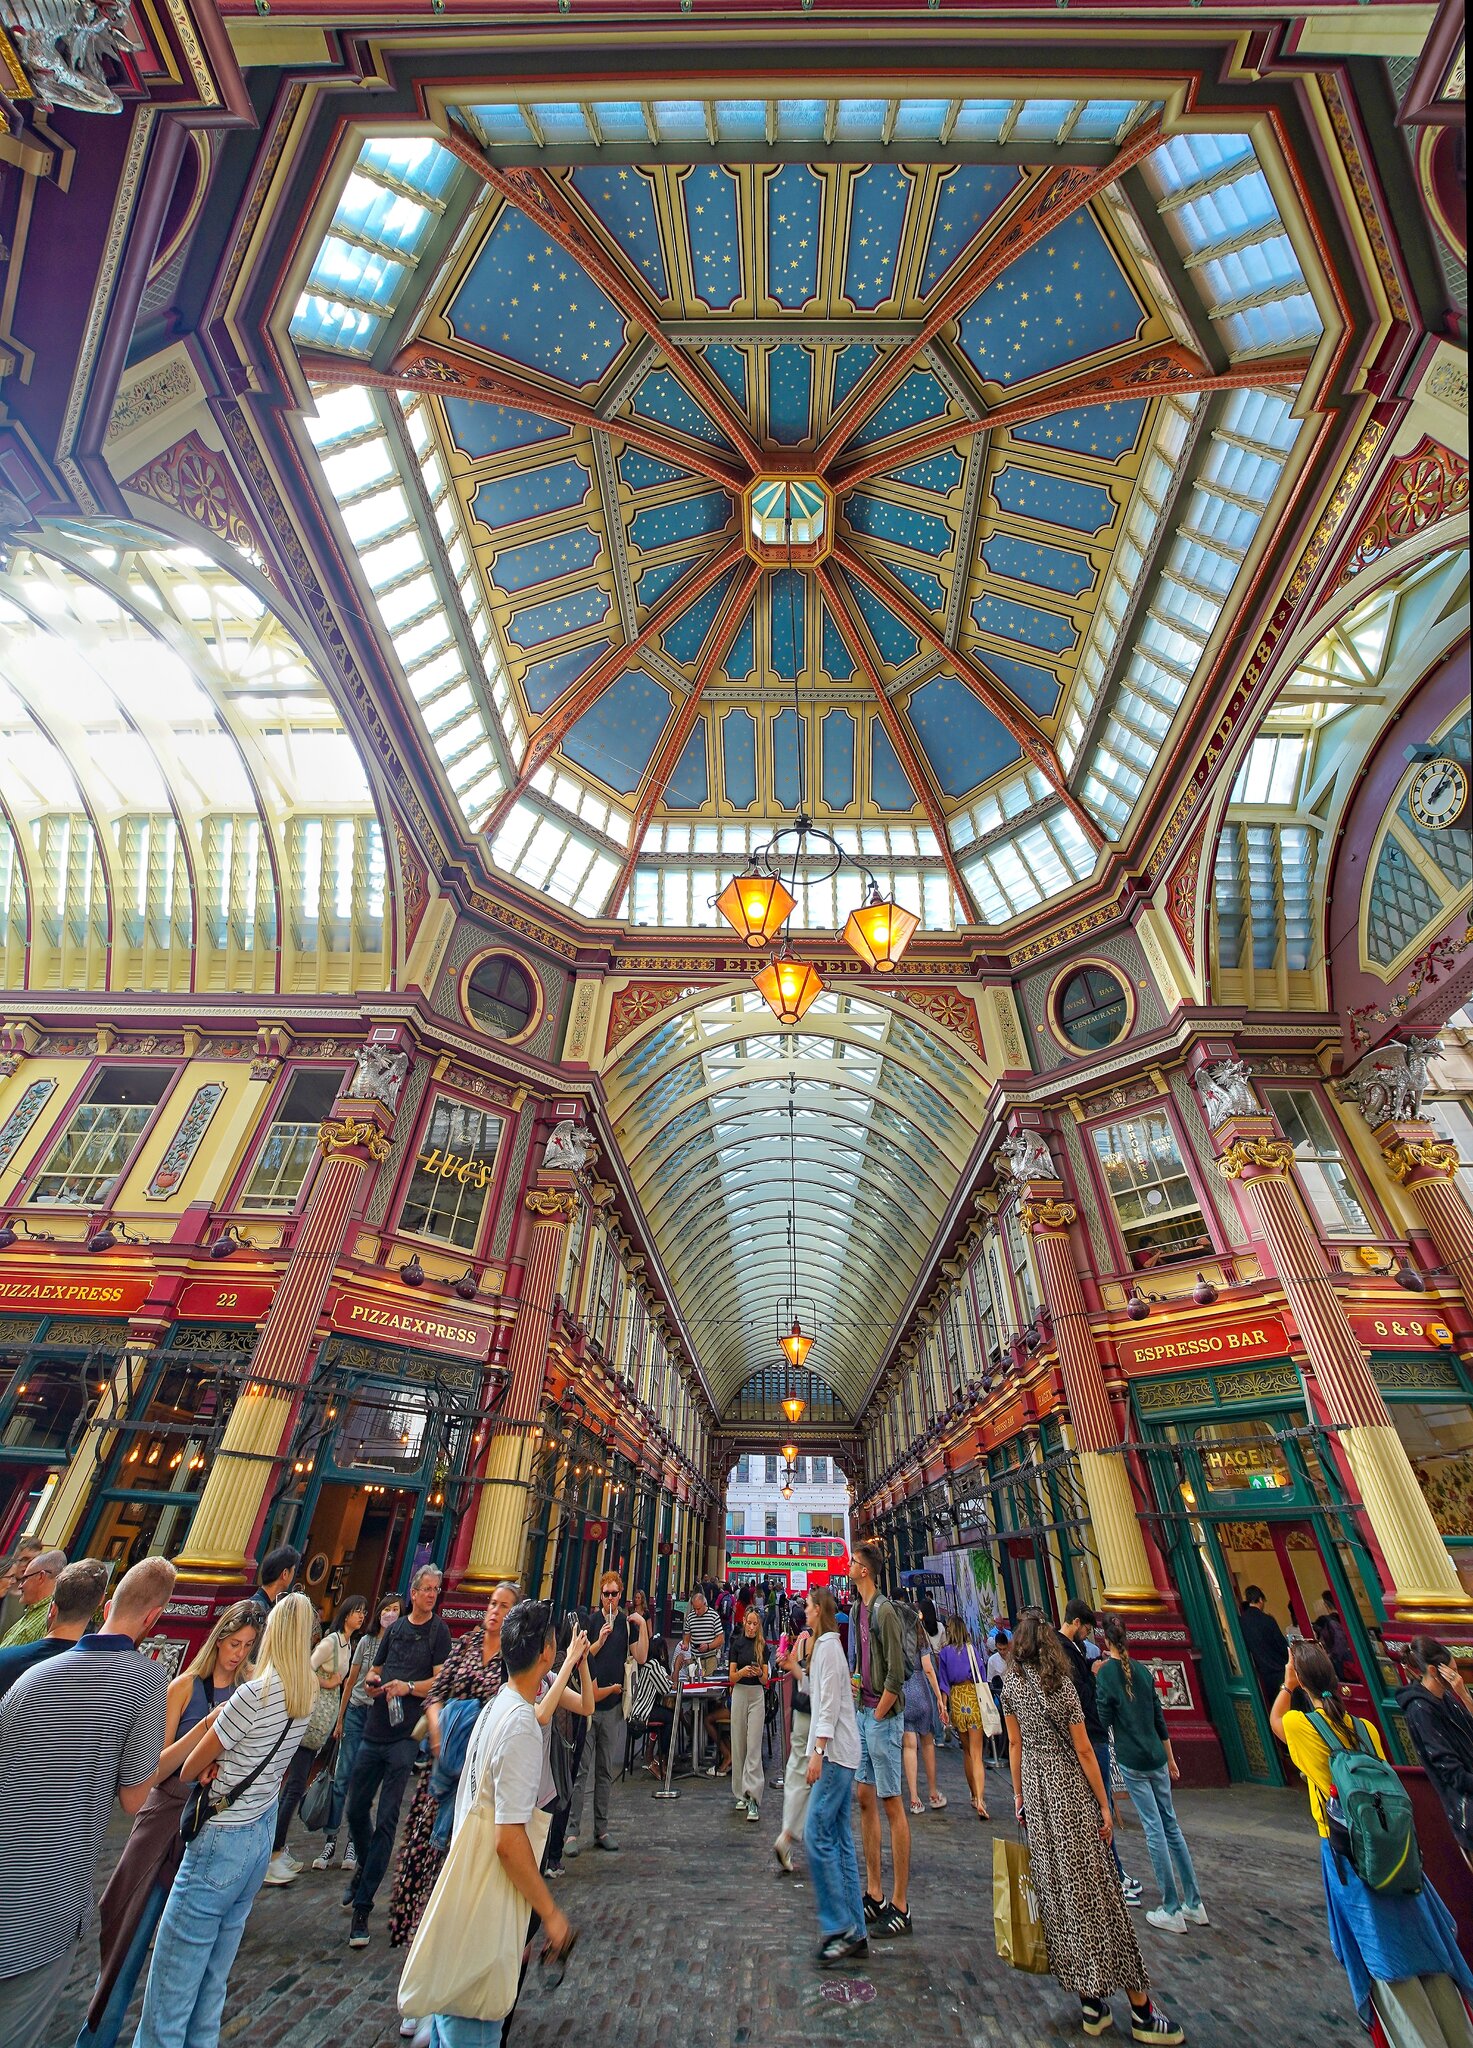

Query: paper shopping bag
left=993, top=1833, right=1050, bottom=1974
left=398, top=1805, right=551, bottom=2021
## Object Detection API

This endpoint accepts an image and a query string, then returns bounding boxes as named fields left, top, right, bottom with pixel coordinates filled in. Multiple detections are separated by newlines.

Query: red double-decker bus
left=723, top=1533, right=849, bottom=1592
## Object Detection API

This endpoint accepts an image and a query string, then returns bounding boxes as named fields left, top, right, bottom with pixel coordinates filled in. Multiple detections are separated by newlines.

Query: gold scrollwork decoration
left=1020, top=1196, right=1078, bottom=1232
left=1218, top=1136, right=1296, bottom=1181
left=318, top=1115, right=391, bottom=1162
left=525, top=1186, right=579, bottom=1220
left=1383, top=1136, right=1461, bottom=1183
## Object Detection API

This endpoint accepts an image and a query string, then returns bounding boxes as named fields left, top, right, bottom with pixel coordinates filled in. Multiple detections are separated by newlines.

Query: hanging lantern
left=780, top=1441, right=799, bottom=1465
left=781, top=1389, right=807, bottom=1424
left=842, top=889, right=920, bottom=973
left=780, top=1318, right=814, bottom=1370
left=715, top=872, right=795, bottom=949
left=754, top=955, right=825, bottom=1024
left=781, top=1482, right=794, bottom=1500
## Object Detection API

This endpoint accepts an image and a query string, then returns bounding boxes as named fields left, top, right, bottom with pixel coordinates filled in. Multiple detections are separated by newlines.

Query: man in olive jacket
left=846, top=1542, right=912, bottom=1938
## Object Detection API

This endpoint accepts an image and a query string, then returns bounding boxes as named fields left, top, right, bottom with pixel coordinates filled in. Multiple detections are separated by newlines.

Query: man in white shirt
left=433, top=1601, right=575, bottom=2047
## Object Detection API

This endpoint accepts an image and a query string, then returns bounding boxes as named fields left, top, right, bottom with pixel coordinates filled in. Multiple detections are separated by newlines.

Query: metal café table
left=653, top=1669, right=727, bottom=1800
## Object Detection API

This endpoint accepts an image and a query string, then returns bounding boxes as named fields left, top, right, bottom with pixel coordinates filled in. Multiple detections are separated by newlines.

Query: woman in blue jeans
left=802, top=1587, right=868, bottom=1966
left=1095, top=1617, right=1208, bottom=1936
left=132, top=1594, right=316, bottom=2048
left=314, top=1592, right=400, bottom=1871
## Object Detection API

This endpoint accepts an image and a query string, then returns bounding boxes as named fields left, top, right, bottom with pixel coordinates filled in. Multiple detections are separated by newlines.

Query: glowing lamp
left=781, top=1391, right=807, bottom=1425
left=780, top=1442, right=799, bottom=1465
left=780, top=1319, right=814, bottom=1370
left=842, top=890, right=920, bottom=973
left=715, top=872, right=795, bottom=949
left=781, top=1482, right=794, bottom=1499
left=754, top=957, right=824, bottom=1024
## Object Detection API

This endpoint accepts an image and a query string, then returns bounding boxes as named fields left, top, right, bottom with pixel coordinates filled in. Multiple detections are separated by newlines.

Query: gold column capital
left=1218, top=1134, right=1296, bottom=1180
left=525, top=1185, right=578, bottom=1221
left=1020, top=1195, right=1078, bottom=1233
left=318, top=1113, right=392, bottom=1162
left=1384, top=1134, right=1461, bottom=1183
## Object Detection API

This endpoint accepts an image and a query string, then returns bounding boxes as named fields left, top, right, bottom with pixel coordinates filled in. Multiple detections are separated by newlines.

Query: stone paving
left=50, top=1741, right=1371, bottom=2048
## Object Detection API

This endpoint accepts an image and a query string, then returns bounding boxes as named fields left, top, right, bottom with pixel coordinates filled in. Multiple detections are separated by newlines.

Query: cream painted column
left=1214, top=1114, right=1471, bottom=1621
left=174, top=1097, right=397, bottom=1583
left=462, top=1183, right=575, bottom=1590
left=1021, top=1189, right=1161, bottom=1608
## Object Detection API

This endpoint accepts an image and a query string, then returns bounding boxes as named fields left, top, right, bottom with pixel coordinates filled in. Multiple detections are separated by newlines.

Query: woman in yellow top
left=1269, top=1639, right=1472, bottom=2048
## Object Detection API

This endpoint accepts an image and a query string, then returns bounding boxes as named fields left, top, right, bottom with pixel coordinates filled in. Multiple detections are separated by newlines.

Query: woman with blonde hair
left=80, top=1600, right=261, bottom=2047
left=133, top=1592, right=315, bottom=2048
left=935, top=1613, right=993, bottom=1820
left=728, top=1603, right=769, bottom=1822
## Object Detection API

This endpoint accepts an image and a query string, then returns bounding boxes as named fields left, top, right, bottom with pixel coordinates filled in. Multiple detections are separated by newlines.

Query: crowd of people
left=0, top=1535, right=1469, bottom=2048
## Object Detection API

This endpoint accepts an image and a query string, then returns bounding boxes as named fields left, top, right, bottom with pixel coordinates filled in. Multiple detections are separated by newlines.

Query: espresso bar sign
left=329, top=1292, right=492, bottom=1360
left=1119, top=1315, right=1289, bottom=1373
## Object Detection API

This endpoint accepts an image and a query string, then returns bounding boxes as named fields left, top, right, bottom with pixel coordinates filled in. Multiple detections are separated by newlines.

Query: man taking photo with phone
left=563, top=1571, right=647, bottom=1860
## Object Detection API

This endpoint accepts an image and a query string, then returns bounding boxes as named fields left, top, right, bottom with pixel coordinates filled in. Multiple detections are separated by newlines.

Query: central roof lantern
left=744, top=475, right=832, bottom=565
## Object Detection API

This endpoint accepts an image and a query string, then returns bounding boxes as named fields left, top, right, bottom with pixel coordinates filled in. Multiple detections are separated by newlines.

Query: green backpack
left=1306, top=1710, right=1422, bottom=1896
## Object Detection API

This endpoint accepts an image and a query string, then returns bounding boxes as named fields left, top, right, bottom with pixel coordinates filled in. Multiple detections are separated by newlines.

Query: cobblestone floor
left=50, top=1743, right=1369, bottom=2048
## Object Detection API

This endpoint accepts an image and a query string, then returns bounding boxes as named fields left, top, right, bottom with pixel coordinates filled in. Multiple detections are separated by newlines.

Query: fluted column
left=461, top=1183, right=575, bottom=1590
left=1215, top=1115, right=1470, bottom=1620
left=1375, top=1122, right=1473, bottom=1305
left=1022, top=1191, right=1160, bottom=1607
left=175, top=1096, right=398, bottom=1582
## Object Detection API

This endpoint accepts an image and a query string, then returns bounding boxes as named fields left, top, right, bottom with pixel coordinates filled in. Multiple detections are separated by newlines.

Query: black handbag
left=179, top=1715, right=293, bottom=1843
left=299, top=1736, right=339, bottom=1833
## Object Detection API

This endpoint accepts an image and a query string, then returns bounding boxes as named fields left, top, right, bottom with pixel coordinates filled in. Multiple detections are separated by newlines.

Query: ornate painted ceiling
left=286, top=89, right=1329, bottom=932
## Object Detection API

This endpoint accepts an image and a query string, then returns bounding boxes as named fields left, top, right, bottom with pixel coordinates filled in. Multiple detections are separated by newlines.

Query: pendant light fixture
left=714, top=871, right=796, bottom=950
left=753, top=953, right=825, bottom=1025
left=777, top=1071, right=811, bottom=1420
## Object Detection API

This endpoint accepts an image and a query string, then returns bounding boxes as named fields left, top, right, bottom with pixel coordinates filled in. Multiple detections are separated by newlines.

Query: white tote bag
left=398, top=1787, right=551, bottom=2023
left=967, top=1642, right=1003, bottom=1737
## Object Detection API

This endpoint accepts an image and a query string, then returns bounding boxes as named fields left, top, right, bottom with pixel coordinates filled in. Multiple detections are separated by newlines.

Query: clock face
left=1408, top=757, right=1470, bottom=831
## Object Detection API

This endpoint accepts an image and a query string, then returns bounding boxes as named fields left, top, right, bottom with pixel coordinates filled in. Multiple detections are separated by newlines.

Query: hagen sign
left=1119, top=1315, right=1289, bottom=1374
left=329, top=1293, right=493, bottom=1360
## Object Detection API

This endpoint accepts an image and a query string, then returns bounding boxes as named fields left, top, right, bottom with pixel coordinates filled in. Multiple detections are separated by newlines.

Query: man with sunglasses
left=564, top=1571, right=648, bottom=1859
left=0, top=1550, right=65, bottom=1650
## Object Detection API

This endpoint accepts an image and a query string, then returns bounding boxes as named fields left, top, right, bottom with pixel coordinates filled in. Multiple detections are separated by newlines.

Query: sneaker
left=400, top=2020, right=420, bottom=2040
left=312, top=1839, right=337, bottom=1872
left=545, top=1862, right=564, bottom=1880
left=1129, top=2004, right=1183, bottom=2044
left=1081, top=1997, right=1115, bottom=2037
left=594, top=1833, right=620, bottom=1852
left=1121, top=1875, right=1143, bottom=1907
left=341, top=1842, right=358, bottom=1872
left=862, top=1892, right=886, bottom=1926
left=871, top=1902, right=912, bottom=1939
left=341, top=1882, right=357, bottom=1911
left=1145, top=1907, right=1186, bottom=1935
left=745, top=1798, right=760, bottom=1822
left=263, top=1853, right=298, bottom=1887
left=733, top=1795, right=748, bottom=1812
left=283, top=1850, right=303, bottom=1873
left=816, top=1932, right=870, bottom=1966
left=347, top=1909, right=370, bottom=1949
left=774, top=1837, right=794, bottom=1873
left=563, top=1834, right=581, bottom=1859
left=1181, top=1903, right=1210, bottom=1927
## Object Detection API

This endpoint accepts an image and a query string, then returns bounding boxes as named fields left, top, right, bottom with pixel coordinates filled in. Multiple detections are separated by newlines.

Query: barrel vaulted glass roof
left=281, top=87, right=1330, bottom=932
left=604, top=985, right=989, bottom=1414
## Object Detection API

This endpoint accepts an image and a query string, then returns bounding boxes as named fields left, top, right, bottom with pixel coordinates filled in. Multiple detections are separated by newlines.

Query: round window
left=465, top=955, right=536, bottom=1040
left=1057, top=965, right=1128, bottom=1051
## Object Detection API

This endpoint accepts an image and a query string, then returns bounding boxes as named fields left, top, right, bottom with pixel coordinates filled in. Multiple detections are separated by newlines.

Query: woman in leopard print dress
left=1000, top=1613, right=1183, bottom=2044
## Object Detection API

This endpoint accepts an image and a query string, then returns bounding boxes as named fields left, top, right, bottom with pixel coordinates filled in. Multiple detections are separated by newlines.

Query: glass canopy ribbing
left=604, top=986, right=989, bottom=1415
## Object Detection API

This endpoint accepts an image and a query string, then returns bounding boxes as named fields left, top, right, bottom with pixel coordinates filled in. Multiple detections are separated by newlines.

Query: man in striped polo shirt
left=0, top=1554, right=175, bottom=2048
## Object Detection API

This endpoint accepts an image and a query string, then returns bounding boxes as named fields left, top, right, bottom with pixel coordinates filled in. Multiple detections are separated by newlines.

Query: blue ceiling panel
left=681, top=165, right=743, bottom=309
left=905, top=673, right=1023, bottom=797
left=969, top=591, right=1077, bottom=654
left=488, top=524, right=602, bottom=595
left=822, top=708, right=856, bottom=809
left=991, top=464, right=1116, bottom=534
left=846, top=369, right=951, bottom=449
left=722, top=707, right=758, bottom=807
left=470, top=459, right=592, bottom=532
left=636, top=556, right=702, bottom=612
left=766, top=164, right=823, bottom=308
left=561, top=667, right=673, bottom=793
left=441, top=399, right=571, bottom=459
left=724, top=600, right=756, bottom=680
left=844, top=491, right=952, bottom=558
left=870, top=723, right=917, bottom=810
left=660, top=563, right=741, bottom=664
left=821, top=604, right=855, bottom=678
left=1010, top=399, right=1147, bottom=460
left=446, top=207, right=627, bottom=390
left=618, top=449, right=693, bottom=492
left=843, top=571, right=920, bottom=665
left=956, top=208, right=1144, bottom=386
left=885, top=449, right=965, bottom=495
left=773, top=708, right=807, bottom=809
left=830, top=343, right=881, bottom=411
left=505, top=584, right=612, bottom=648
left=664, top=719, right=710, bottom=808
left=971, top=647, right=1061, bottom=717
left=625, top=369, right=737, bottom=451
left=920, top=166, right=1024, bottom=293
left=769, top=567, right=807, bottom=679
left=767, top=345, right=814, bottom=445
left=701, top=343, right=749, bottom=413
left=843, top=165, right=914, bottom=309
left=885, top=561, right=946, bottom=612
left=628, top=489, right=733, bottom=553
left=981, top=531, right=1095, bottom=597
left=520, top=638, right=612, bottom=715
left=569, top=166, right=670, bottom=298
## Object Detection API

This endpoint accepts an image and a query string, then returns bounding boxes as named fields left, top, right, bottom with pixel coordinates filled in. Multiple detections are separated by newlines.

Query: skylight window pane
left=1012, top=98, right=1076, bottom=139
left=775, top=99, right=827, bottom=140
left=714, top=99, right=766, bottom=140
left=393, top=616, right=451, bottom=666
left=1222, top=298, right=1320, bottom=354
left=650, top=100, right=707, bottom=139
left=834, top=98, right=887, bottom=138
left=340, top=485, right=411, bottom=548
left=307, top=238, right=405, bottom=310
left=951, top=100, right=1011, bottom=141
left=306, top=385, right=378, bottom=446
left=359, top=531, right=426, bottom=585
left=1147, top=131, right=1255, bottom=198
left=533, top=103, right=591, bottom=142
left=460, top=103, right=535, bottom=145
left=320, top=438, right=394, bottom=502
left=591, top=100, right=648, bottom=140
left=334, top=176, right=431, bottom=255
left=1074, top=99, right=1139, bottom=139
left=374, top=573, right=438, bottom=629
left=290, top=295, right=379, bottom=354
left=891, top=98, right=950, bottom=139
left=358, top=136, right=458, bottom=198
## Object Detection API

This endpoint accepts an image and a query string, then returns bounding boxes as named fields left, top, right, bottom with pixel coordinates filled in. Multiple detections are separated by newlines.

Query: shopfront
left=0, top=1315, right=131, bottom=1547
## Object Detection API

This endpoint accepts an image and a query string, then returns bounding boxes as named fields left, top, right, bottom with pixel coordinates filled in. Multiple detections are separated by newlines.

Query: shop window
left=26, top=1067, right=172, bottom=1206
left=464, top=953, right=537, bottom=1039
left=336, top=1385, right=431, bottom=1475
left=727, top=1509, right=744, bottom=1534
left=1263, top=1088, right=1372, bottom=1238
left=800, top=1512, right=843, bottom=1536
left=0, top=1360, right=91, bottom=1454
left=240, top=1068, right=346, bottom=1211
left=1189, top=1418, right=1294, bottom=1499
left=765, top=1510, right=778, bottom=1537
left=398, top=1096, right=506, bottom=1250
left=1057, top=966, right=1129, bottom=1051
left=1004, top=1208, right=1041, bottom=1316
left=970, top=1250, right=1002, bottom=1363
left=1091, top=1109, right=1211, bottom=1269
left=1393, top=1399, right=1473, bottom=1541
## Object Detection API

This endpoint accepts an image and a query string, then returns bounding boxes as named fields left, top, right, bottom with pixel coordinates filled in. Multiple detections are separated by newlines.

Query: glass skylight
left=290, top=134, right=459, bottom=357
